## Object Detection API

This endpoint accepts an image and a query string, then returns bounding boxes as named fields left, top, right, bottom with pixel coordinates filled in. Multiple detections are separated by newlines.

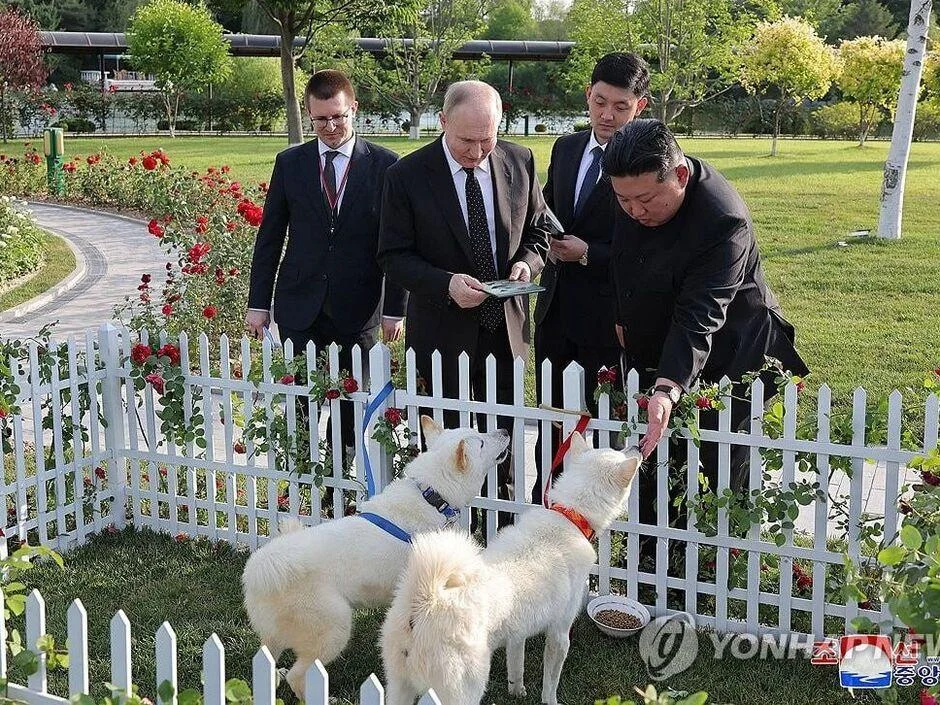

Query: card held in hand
left=480, top=279, right=546, bottom=298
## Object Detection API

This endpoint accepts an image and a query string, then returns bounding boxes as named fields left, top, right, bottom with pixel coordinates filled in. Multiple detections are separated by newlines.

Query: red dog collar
left=549, top=503, right=595, bottom=541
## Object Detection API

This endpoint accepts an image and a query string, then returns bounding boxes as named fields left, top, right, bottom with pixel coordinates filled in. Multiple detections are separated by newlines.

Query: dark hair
left=602, top=118, right=684, bottom=182
left=590, top=52, right=650, bottom=98
left=305, top=70, right=356, bottom=104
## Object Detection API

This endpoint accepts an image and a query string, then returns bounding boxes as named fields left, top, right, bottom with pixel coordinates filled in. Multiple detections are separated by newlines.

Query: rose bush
left=0, top=194, right=44, bottom=285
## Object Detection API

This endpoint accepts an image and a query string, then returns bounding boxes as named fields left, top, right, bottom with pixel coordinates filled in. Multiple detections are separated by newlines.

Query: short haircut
left=305, top=70, right=356, bottom=104
left=590, top=52, right=650, bottom=98
left=442, top=80, right=502, bottom=122
left=602, top=118, right=684, bottom=182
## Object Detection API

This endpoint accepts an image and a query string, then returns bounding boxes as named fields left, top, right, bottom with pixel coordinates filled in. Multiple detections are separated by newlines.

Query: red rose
left=325, top=388, right=341, bottom=400
left=922, top=471, right=940, bottom=487
left=202, top=305, right=218, bottom=319
left=162, top=304, right=173, bottom=316
left=280, top=374, right=295, bottom=384
left=129, top=157, right=138, bottom=166
left=174, top=533, right=187, bottom=543
left=131, top=343, right=152, bottom=365
left=859, top=600, right=873, bottom=610
left=228, top=267, right=239, bottom=276
left=384, top=407, right=402, bottom=425
left=94, top=466, right=106, bottom=480
left=899, top=500, right=913, bottom=515
left=145, top=373, right=165, bottom=395
left=343, top=377, right=359, bottom=393
left=795, top=378, right=806, bottom=393
left=695, top=396, right=712, bottom=410
left=225, top=221, right=236, bottom=231
left=142, top=155, right=158, bottom=171
left=141, top=273, right=151, bottom=284
left=148, top=219, right=164, bottom=238
left=234, top=440, right=246, bottom=454
left=157, top=344, right=180, bottom=366
left=277, top=495, right=289, bottom=510
left=159, top=467, right=167, bottom=477
left=934, top=367, right=940, bottom=377
left=730, top=548, right=741, bottom=558
left=221, top=165, right=230, bottom=173
left=797, top=575, right=812, bottom=590
left=920, top=689, right=939, bottom=705
left=0, top=407, right=8, bottom=419
left=63, top=161, right=76, bottom=173
left=636, top=394, right=650, bottom=410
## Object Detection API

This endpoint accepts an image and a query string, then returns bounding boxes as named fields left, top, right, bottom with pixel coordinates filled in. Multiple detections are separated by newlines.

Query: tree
left=879, top=0, right=934, bottom=239
left=356, top=0, right=488, bottom=140
left=739, top=16, right=841, bottom=155
left=0, top=7, right=49, bottom=142
left=566, top=0, right=753, bottom=124
left=831, top=0, right=899, bottom=40
left=485, top=0, right=536, bottom=38
left=838, top=35, right=905, bottom=145
left=127, top=0, right=233, bottom=138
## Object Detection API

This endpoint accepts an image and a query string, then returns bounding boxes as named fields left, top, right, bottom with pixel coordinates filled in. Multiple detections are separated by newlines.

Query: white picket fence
left=1, top=323, right=938, bottom=703
left=0, top=589, right=443, bottom=705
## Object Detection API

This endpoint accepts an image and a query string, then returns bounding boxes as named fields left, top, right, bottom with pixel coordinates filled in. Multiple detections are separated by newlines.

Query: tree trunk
left=279, top=22, right=304, bottom=146
left=164, top=92, right=176, bottom=139
left=409, top=107, right=422, bottom=140
left=771, top=102, right=782, bottom=157
left=0, top=86, right=7, bottom=143
left=878, top=0, right=932, bottom=240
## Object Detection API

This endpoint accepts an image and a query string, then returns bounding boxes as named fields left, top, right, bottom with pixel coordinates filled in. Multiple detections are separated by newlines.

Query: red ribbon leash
left=542, top=412, right=591, bottom=508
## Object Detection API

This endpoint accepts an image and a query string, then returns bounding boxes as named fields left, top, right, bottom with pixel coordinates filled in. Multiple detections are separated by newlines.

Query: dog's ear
left=420, top=415, right=443, bottom=448
left=568, top=431, right=590, bottom=458
left=613, top=450, right=641, bottom=488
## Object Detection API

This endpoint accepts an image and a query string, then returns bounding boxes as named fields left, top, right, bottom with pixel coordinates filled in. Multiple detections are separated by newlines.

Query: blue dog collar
left=359, top=512, right=412, bottom=544
left=415, top=481, right=460, bottom=523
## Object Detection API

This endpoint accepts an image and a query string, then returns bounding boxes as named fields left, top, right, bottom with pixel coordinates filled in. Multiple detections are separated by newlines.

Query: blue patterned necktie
left=574, top=145, right=603, bottom=217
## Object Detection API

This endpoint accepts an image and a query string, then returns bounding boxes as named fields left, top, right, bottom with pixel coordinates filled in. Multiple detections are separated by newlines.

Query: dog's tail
left=381, top=530, right=489, bottom=690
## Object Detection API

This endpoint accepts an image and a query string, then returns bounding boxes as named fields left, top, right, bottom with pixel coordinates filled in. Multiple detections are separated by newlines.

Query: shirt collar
left=441, top=136, right=491, bottom=176
left=318, top=133, right=356, bottom=159
left=588, top=131, right=607, bottom=153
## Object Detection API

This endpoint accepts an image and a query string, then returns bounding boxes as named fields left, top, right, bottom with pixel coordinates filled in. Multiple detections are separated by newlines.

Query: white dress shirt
left=573, top=131, right=607, bottom=209
left=441, top=138, right=498, bottom=270
left=319, top=134, right=355, bottom=211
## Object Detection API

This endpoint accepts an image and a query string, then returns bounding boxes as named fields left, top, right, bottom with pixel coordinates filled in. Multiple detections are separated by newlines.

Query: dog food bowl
left=586, top=595, right=650, bottom=638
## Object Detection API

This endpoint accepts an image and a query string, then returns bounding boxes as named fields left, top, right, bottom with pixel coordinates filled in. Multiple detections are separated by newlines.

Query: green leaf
left=878, top=545, right=907, bottom=566
left=901, top=524, right=922, bottom=551
left=224, top=679, right=252, bottom=704
left=71, top=694, right=97, bottom=705
left=158, top=680, right=176, bottom=703
left=178, top=687, right=202, bottom=705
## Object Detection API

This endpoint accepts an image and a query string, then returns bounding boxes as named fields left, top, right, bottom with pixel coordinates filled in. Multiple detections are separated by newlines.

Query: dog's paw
left=508, top=681, right=527, bottom=698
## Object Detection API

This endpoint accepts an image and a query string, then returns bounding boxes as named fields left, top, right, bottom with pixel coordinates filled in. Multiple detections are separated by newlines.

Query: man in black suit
left=604, top=118, right=809, bottom=541
left=246, top=70, right=406, bottom=460
left=378, top=80, right=551, bottom=529
left=532, top=52, right=650, bottom=504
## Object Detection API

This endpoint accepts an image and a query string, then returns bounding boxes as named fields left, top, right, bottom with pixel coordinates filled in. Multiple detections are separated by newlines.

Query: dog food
left=595, top=609, right=642, bottom=630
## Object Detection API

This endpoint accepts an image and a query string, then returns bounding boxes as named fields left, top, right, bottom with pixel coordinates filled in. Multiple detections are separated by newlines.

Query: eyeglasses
left=311, top=111, right=352, bottom=128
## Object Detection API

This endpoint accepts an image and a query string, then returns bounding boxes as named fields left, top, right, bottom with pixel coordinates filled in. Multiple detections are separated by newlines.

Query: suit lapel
left=299, top=139, right=330, bottom=229
left=560, top=130, right=591, bottom=228
left=425, top=137, right=477, bottom=265
left=490, top=145, right=513, bottom=277
left=332, top=136, right=370, bottom=231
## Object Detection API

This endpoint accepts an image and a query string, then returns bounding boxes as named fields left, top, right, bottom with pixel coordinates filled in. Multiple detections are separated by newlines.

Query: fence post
left=561, top=362, right=587, bottom=472
left=99, top=324, right=127, bottom=529
left=367, top=343, right=394, bottom=494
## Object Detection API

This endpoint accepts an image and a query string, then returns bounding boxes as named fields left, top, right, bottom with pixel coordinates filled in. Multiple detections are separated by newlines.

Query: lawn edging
left=0, top=228, right=84, bottom=321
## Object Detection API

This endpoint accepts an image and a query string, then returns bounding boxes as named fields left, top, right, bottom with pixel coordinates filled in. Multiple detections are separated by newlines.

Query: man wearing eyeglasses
left=247, top=70, right=407, bottom=463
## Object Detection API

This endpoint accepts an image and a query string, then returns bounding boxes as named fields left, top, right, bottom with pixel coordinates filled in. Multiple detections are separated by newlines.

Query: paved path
left=3, top=203, right=905, bottom=535
left=1, top=202, right=163, bottom=341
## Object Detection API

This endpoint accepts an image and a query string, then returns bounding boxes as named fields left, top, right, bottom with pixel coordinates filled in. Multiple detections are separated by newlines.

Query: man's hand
left=508, top=261, right=530, bottom=282
left=615, top=323, right=625, bottom=348
left=640, top=392, right=673, bottom=459
left=448, top=273, right=489, bottom=309
left=382, top=317, right=404, bottom=343
left=549, top=235, right=588, bottom=262
left=245, top=309, right=270, bottom=339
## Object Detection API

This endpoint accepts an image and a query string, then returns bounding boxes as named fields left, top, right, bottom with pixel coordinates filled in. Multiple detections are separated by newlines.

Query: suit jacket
left=377, top=137, right=551, bottom=361
left=610, top=156, right=809, bottom=390
left=247, top=137, right=407, bottom=335
left=534, top=130, right=619, bottom=348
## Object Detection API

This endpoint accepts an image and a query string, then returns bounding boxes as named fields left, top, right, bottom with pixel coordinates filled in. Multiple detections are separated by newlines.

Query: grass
left=9, top=526, right=912, bottom=705
left=0, top=231, right=76, bottom=313
left=60, top=134, right=940, bottom=403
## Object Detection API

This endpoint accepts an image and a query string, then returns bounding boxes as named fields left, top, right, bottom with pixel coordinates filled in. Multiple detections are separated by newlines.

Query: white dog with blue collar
left=242, top=415, right=509, bottom=697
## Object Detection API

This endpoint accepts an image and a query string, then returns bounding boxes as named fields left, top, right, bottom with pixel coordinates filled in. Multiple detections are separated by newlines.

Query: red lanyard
left=321, top=153, right=351, bottom=212
left=542, top=413, right=592, bottom=507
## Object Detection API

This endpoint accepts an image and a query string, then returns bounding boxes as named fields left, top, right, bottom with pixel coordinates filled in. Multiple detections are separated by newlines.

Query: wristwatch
left=579, top=244, right=589, bottom=266
left=653, top=384, right=681, bottom=404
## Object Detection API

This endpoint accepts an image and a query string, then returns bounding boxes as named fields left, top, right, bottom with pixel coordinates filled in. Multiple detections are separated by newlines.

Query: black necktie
left=574, top=145, right=603, bottom=217
left=463, top=167, right=502, bottom=331
left=323, top=150, right=339, bottom=216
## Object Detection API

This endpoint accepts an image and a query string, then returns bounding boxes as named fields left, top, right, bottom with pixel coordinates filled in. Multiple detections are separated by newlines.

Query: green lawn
left=0, top=231, right=76, bottom=313
left=63, top=134, right=940, bottom=402
left=12, top=527, right=893, bottom=705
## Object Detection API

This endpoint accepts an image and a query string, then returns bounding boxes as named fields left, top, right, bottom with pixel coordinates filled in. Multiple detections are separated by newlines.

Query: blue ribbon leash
left=359, top=511, right=412, bottom=544
left=361, top=380, right=396, bottom=498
